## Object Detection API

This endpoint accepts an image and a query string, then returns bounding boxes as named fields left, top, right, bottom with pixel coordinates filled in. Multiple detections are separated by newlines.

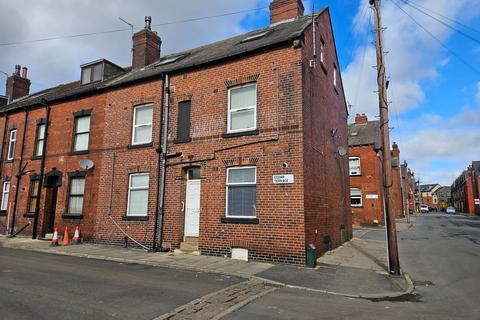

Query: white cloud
left=0, top=0, right=260, bottom=93
left=342, top=0, right=480, bottom=119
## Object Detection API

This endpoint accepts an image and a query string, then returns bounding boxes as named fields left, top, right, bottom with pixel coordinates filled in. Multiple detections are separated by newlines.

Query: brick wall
left=301, top=10, right=351, bottom=254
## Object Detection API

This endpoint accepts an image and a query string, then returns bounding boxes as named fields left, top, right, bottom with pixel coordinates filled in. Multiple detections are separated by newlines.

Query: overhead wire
left=401, top=0, right=480, bottom=35
left=0, top=6, right=269, bottom=47
left=389, top=0, right=480, bottom=75
left=399, top=0, right=480, bottom=45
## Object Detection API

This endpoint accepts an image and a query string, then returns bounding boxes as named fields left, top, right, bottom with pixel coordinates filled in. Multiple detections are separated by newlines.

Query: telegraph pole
left=370, top=0, right=400, bottom=275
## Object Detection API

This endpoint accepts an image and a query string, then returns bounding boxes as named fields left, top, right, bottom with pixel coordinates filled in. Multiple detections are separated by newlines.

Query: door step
left=176, top=237, right=200, bottom=255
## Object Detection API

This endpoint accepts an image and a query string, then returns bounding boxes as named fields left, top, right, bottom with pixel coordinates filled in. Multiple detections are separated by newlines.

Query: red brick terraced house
left=0, top=0, right=351, bottom=264
left=451, top=161, right=480, bottom=215
left=348, top=113, right=405, bottom=226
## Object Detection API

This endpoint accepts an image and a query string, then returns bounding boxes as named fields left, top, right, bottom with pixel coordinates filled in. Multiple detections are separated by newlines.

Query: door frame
left=184, top=170, right=201, bottom=238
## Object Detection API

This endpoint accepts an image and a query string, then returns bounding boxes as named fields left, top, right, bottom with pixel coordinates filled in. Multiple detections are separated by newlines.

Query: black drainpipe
left=31, top=99, right=50, bottom=239
left=9, top=107, right=29, bottom=235
left=152, top=73, right=165, bottom=251
left=0, top=112, right=9, bottom=177
left=154, top=73, right=172, bottom=252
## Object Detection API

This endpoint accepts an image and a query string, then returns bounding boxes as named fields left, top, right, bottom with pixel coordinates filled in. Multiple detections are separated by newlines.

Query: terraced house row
left=0, top=0, right=351, bottom=264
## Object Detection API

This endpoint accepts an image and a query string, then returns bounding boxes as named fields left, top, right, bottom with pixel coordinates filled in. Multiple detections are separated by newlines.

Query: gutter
left=31, top=99, right=50, bottom=239
left=0, top=113, right=9, bottom=177
left=9, top=107, right=29, bottom=235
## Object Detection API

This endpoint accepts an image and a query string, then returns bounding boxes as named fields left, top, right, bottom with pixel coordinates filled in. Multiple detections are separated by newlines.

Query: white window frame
left=34, top=123, right=46, bottom=157
left=320, top=38, right=325, bottom=64
left=350, top=188, right=362, bottom=207
left=333, top=65, right=338, bottom=88
left=226, top=166, right=257, bottom=218
left=227, top=83, right=257, bottom=134
left=73, top=115, right=91, bottom=152
left=126, top=173, right=149, bottom=216
left=7, top=129, right=17, bottom=160
left=1, top=181, right=10, bottom=211
left=131, top=104, right=153, bottom=145
left=349, top=157, right=361, bottom=176
left=67, top=177, right=85, bottom=215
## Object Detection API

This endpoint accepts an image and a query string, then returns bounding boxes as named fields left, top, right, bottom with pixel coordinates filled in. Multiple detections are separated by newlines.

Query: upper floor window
left=226, top=167, right=256, bottom=218
left=320, top=37, right=325, bottom=64
left=349, top=157, right=361, bottom=176
left=228, top=83, right=257, bottom=133
left=73, top=115, right=91, bottom=152
left=34, top=123, right=46, bottom=157
left=175, top=101, right=191, bottom=143
left=1, top=181, right=10, bottom=211
left=132, top=105, right=153, bottom=145
left=127, top=173, right=149, bottom=216
left=7, top=129, right=17, bottom=160
left=333, top=65, right=338, bottom=88
left=81, top=63, right=102, bottom=85
left=350, top=188, right=362, bottom=207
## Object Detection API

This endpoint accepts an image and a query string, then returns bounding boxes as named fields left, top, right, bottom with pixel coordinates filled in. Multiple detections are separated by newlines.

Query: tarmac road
left=0, top=248, right=242, bottom=320
left=227, top=213, right=480, bottom=319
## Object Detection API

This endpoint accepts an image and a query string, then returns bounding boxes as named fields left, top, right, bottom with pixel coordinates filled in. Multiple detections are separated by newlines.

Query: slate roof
left=348, top=120, right=381, bottom=148
left=419, top=184, right=440, bottom=192
left=1, top=10, right=325, bottom=113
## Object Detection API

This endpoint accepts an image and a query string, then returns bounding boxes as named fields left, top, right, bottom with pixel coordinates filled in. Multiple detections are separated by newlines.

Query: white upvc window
left=127, top=173, right=149, bottom=216
left=349, top=157, right=361, bottom=176
left=333, top=65, right=338, bottom=87
left=73, top=116, right=90, bottom=152
left=228, top=83, right=257, bottom=133
left=320, top=37, right=325, bottom=64
left=350, top=188, right=362, bottom=207
left=132, top=105, right=153, bottom=145
left=1, top=181, right=10, bottom=211
left=7, top=129, right=17, bottom=160
left=68, top=177, right=85, bottom=215
left=34, top=123, right=46, bottom=157
left=226, top=167, right=256, bottom=218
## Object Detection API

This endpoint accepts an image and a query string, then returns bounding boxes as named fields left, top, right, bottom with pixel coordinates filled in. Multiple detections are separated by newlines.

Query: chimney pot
left=269, top=0, right=304, bottom=24
left=14, top=64, right=21, bottom=76
left=21, top=67, right=28, bottom=78
left=145, top=16, right=152, bottom=30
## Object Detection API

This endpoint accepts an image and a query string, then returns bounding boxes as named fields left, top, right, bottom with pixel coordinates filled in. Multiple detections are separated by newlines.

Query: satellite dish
left=337, top=147, right=347, bottom=157
left=79, top=159, right=94, bottom=170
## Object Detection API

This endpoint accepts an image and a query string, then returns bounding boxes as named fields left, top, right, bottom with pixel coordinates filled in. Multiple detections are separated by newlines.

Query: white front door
left=184, top=179, right=201, bottom=237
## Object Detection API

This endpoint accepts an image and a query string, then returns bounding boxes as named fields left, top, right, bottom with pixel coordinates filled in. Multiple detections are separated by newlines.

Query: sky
left=0, top=0, right=479, bottom=186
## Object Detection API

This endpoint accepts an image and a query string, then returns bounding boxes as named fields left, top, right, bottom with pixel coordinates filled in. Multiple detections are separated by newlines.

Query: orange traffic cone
left=51, top=227, right=60, bottom=246
left=72, top=226, right=81, bottom=245
left=62, top=226, right=70, bottom=246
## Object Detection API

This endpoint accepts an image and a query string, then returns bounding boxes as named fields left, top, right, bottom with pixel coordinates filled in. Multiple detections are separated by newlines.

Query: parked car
left=446, top=207, right=456, bottom=214
left=420, top=204, right=429, bottom=213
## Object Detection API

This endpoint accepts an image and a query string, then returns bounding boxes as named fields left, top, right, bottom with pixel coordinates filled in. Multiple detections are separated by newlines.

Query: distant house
left=348, top=113, right=406, bottom=226
left=0, top=0, right=352, bottom=264
left=451, top=161, right=480, bottom=215
left=433, top=186, right=451, bottom=210
left=419, top=184, right=442, bottom=209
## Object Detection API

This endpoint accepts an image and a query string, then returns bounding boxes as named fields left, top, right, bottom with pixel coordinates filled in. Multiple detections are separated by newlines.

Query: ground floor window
left=1, top=181, right=10, bottom=211
left=226, top=167, right=256, bottom=218
left=127, top=173, right=149, bottom=216
left=28, top=178, right=40, bottom=213
left=68, top=177, right=85, bottom=215
left=350, top=188, right=362, bottom=207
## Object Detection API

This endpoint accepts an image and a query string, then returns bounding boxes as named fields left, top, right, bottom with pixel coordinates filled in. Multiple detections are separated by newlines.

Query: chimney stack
left=354, top=113, right=368, bottom=124
left=269, top=0, right=304, bottom=24
left=6, top=64, right=31, bottom=102
left=392, top=142, right=400, bottom=158
left=132, top=16, right=161, bottom=70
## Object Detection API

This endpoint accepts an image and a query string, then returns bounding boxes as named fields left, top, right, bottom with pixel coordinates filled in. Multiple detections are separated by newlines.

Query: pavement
left=0, top=222, right=413, bottom=301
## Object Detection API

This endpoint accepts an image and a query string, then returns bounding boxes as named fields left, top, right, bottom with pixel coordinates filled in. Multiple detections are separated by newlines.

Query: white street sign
left=273, top=174, right=294, bottom=184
